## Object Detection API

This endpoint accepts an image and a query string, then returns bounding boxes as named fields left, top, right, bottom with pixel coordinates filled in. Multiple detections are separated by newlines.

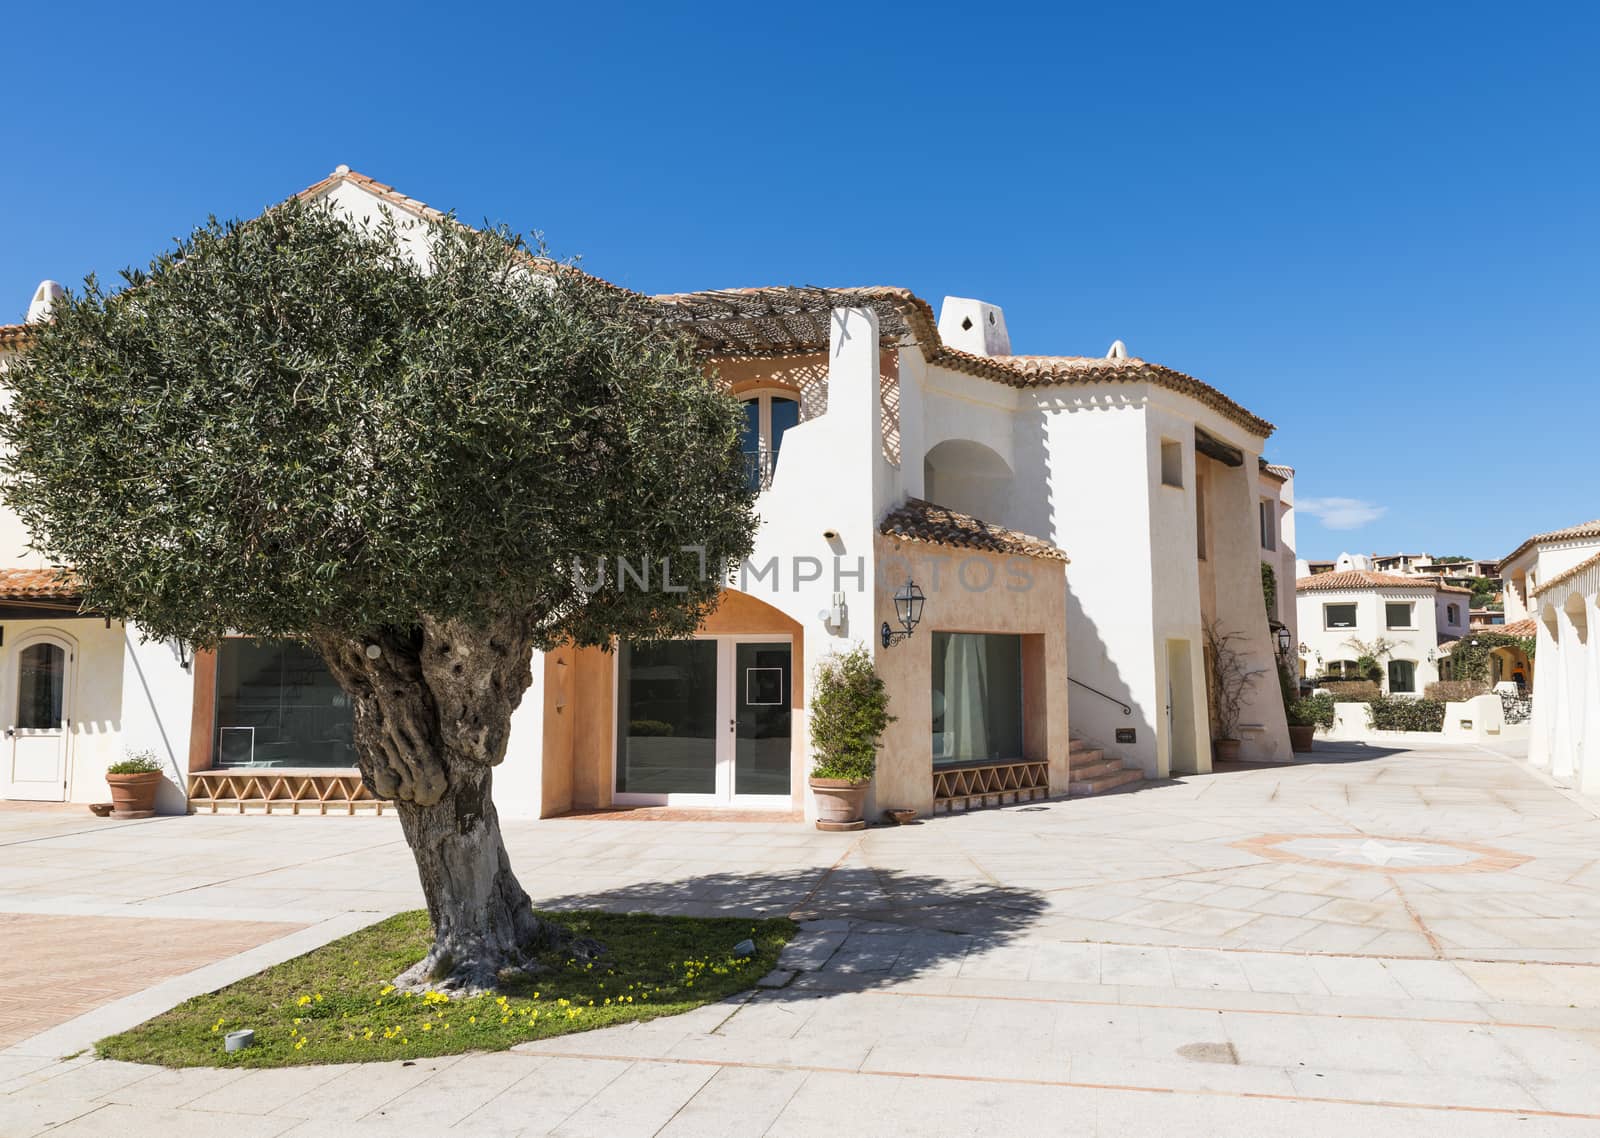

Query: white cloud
left=1298, top=497, right=1388, bottom=530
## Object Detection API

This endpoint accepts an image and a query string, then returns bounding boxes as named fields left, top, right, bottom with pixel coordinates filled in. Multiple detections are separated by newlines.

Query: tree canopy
left=0, top=198, right=762, bottom=991
left=0, top=199, right=756, bottom=650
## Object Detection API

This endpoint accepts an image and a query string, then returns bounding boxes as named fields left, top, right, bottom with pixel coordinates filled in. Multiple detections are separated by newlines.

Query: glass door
left=733, top=641, right=791, bottom=801
left=614, top=637, right=792, bottom=807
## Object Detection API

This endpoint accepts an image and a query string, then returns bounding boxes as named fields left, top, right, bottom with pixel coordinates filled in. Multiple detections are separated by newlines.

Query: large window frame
left=1323, top=603, right=1358, bottom=630
left=1385, top=601, right=1416, bottom=630
left=1387, top=659, right=1418, bottom=694
left=930, top=631, right=1025, bottom=766
left=738, top=388, right=801, bottom=492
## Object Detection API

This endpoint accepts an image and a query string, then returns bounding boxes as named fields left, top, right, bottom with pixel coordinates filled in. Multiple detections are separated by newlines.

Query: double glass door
left=615, top=637, right=792, bottom=807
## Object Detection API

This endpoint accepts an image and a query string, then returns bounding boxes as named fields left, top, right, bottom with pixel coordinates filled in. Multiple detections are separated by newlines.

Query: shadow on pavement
left=534, top=866, right=1047, bottom=991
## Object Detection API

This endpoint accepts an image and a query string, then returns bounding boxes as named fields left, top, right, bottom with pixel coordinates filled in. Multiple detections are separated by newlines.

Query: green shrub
left=1317, top=680, right=1381, bottom=702
left=107, top=750, right=162, bottom=775
left=809, top=645, right=894, bottom=783
left=1287, top=693, right=1336, bottom=729
left=1424, top=680, right=1489, bottom=704
left=627, top=719, right=674, bottom=737
left=1367, top=696, right=1445, bottom=733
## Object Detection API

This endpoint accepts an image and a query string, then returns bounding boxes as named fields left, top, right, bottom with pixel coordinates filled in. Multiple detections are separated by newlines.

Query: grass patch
left=97, top=909, right=794, bottom=1068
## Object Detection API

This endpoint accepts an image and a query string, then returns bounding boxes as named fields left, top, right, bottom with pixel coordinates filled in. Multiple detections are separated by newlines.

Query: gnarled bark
left=314, top=611, right=564, bottom=993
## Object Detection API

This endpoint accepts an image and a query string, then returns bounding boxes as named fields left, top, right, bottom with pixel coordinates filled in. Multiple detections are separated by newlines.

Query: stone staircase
left=1068, top=736, right=1145, bottom=797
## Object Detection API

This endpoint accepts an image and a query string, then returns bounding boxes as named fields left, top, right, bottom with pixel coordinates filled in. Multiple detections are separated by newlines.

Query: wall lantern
left=1275, top=626, right=1292, bottom=657
left=881, top=580, right=925, bottom=648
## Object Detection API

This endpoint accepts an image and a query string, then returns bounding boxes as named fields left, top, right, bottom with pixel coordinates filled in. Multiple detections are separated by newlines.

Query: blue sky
left=2, top=2, right=1595, bottom=562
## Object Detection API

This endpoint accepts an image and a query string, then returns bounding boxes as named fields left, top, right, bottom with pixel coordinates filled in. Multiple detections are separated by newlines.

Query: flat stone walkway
left=4, top=740, right=1600, bottom=1135
left=0, top=913, right=303, bottom=1048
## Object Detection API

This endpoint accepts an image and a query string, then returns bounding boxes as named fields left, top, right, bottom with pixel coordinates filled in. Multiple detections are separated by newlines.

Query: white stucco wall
left=1296, top=587, right=1443, bottom=694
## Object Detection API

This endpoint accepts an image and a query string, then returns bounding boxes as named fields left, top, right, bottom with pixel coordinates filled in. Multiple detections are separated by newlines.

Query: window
left=738, top=391, right=799, bottom=492
left=1324, top=603, right=1358, bottom=629
left=215, top=639, right=354, bottom=768
left=931, top=632, right=1023, bottom=765
left=1195, top=471, right=1208, bottom=560
left=16, top=642, right=65, bottom=729
left=1446, top=603, right=1460, bottom=626
left=1387, top=659, right=1417, bottom=694
left=1385, top=602, right=1414, bottom=629
left=1259, top=499, right=1276, bottom=551
left=1160, top=439, right=1183, bottom=487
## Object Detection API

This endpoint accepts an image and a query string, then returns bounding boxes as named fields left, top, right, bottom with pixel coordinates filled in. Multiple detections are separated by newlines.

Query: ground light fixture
left=881, top=579, right=925, bottom=648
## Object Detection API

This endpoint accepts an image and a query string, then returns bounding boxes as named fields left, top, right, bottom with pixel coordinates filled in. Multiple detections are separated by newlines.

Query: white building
left=0, top=167, right=1293, bottom=819
left=1501, top=521, right=1600, bottom=792
left=1295, top=568, right=1470, bottom=694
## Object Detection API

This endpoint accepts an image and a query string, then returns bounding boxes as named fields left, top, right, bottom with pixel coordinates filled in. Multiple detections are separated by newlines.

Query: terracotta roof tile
left=1531, top=549, right=1600, bottom=598
left=0, top=568, right=79, bottom=600
left=879, top=498, right=1068, bottom=563
left=1503, top=520, right=1600, bottom=568
left=1295, top=570, right=1444, bottom=592
left=652, top=286, right=1275, bottom=437
left=0, top=323, right=31, bottom=349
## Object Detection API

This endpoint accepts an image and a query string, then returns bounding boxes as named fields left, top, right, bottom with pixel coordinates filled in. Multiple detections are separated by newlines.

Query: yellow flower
left=380, top=985, right=394, bottom=996
left=468, top=1016, right=476, bottom=1024
left=421, top=1022, right=432, bottom=1032
left=296, top=995, right=312, bottom=1007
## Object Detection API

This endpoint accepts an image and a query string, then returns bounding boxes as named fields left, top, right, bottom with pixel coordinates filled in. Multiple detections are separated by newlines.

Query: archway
left=923, top=439, right=1016, bottom=527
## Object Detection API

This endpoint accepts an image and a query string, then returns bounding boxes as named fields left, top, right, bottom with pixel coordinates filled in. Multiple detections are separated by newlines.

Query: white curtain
left=943, top=634, right=993, bottom=760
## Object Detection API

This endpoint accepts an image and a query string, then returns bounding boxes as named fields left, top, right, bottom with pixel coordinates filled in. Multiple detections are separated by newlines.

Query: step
left=1068, top=768, right=1145, bottom=796
left=1069, top=738, right=1100, bottom=755
left=1068, top=758, right=1125, bottom=781
left=1068, top=747, right=1105, bottom=768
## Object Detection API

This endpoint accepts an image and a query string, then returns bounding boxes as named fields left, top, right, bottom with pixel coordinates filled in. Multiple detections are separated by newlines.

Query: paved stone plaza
left=4, top=740, right=1600, bottom=1135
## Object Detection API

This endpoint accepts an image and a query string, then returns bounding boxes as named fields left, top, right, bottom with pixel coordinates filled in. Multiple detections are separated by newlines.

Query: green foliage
left=0, top=199, right=757, bottom=649
left=809, top=646, right=894, bottom=782
left=627, top=720, right=674, bottom=737
left=1261, top=561, right=1277, bottom=618
left=96, top=909, right=793, bottom=1068
left=1286, top=692, right=1336, bottom=729
left=1444, top=632, right=1534, bottom=684
left=106, top=750, right=161, bottom=775
left=1468, top=577, right=1498, bottom=607
left=1366, top=696, right=1446, bottom=732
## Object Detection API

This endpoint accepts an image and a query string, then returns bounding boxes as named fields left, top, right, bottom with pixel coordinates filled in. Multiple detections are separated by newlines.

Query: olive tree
left=0, top=200, right=756, bottom=992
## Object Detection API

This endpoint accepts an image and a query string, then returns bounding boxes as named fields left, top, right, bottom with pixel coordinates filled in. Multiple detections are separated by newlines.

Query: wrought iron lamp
left=881, top=579, right=925, bottom=648
left=1275, top=626, right=1292, bottom=657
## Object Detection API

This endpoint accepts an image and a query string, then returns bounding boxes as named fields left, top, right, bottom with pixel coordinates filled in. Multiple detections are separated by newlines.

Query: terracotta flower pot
left=1288, top=724, right=1316, bottom=753
left=1214, top=738, right=1242, bottom=762
left=106, top=770, right=163, bottom=818
left=810, top=777, right=869, bottom=831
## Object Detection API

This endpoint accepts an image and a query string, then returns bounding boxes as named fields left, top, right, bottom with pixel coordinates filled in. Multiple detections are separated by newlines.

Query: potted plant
left=808, top=645, right=894, bottom=831
left=1285, top=701, right=1318, bottom=752
left=105, top=750, right=164, bottom=818
left=1205, top=621, right=1254, bottom=762
left=1277, top=658, right=1316, bottom=753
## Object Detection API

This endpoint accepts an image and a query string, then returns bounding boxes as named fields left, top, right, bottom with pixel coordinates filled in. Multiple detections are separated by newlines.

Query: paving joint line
left=523, top=1048, right=1600, bottom=1122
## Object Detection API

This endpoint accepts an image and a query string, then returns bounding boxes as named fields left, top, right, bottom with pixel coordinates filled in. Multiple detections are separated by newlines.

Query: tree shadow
left=531, top=865, right=1047, bottom=996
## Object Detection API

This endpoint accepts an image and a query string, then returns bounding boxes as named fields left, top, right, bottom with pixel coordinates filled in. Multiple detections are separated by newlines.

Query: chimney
left=937, top=297, right=1010, bottom=357
left=26, top=281, right=64, bottom=324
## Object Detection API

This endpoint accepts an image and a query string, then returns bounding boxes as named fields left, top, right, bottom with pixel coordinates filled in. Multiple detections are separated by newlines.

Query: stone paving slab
left=3, top=740, right=1600, bottom=1134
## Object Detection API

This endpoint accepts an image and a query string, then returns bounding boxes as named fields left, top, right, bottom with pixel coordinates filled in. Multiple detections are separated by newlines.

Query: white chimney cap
left=1106, top=339, right=1128, bottom=359
left=335, top=164, right=351, bottom=175
left=936, top=297, right=1011, bottom=358
left=25, top=281, right=64, bottom=324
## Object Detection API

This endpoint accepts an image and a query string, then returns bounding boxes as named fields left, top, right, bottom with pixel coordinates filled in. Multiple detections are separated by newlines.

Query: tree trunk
left=314, top=610, right=564, bottom=993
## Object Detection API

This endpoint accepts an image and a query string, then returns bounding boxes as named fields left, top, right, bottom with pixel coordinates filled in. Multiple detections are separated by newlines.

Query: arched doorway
left=3, top=631, right=75, bottom=802
left=923, top=439, right=1016, bottom=527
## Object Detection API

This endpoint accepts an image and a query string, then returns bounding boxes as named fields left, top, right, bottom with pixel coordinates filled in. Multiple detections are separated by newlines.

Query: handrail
left=1069, top=676, right=1132, bottom=716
